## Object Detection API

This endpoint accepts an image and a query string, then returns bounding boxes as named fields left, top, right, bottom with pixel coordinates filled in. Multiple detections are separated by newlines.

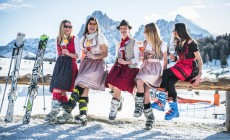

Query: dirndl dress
left=170, top=41, right=199, bottom=82
left=75, top=58, right=105, bottom=90
left=49, top=36, right=78, bottom=92
left=135, top=59, right=162, bottom=88
left=106, top=62, right=139, bottom=94
left=49, top=56, right=77, bottom=92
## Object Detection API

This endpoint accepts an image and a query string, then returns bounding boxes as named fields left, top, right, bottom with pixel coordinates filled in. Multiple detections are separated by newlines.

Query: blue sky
left=0, top=0, right=229, bottom=45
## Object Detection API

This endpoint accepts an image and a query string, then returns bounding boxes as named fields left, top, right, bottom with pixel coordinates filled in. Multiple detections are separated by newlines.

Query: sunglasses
left=64, top=25, right=72, bottom=29
left=88, top=22, right=97, bottom=26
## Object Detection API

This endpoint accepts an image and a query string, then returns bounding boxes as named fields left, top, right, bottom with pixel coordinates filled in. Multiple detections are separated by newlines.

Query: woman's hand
left=143, top=59, right=148, bottom=65
left=118, top=58, right=127, bottom=65
left=87, top=52, right=97, bottom=60
left=192, top=74, right=202, bottom=86
left=62, top=49, right=69, bottom=55
left=170, top=53, right=176, bottom=61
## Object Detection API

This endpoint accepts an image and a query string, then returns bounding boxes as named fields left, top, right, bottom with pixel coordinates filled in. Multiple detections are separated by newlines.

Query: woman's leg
left=57, top=84, right=86, bottom=123
left=143, top=85, right=155, bottom=130
left=108, top=86, right=123, bottom=122
left=52, top=88, right=62, bottom=101
left=164, top=70, right=180, bottom=120
left=133, top=80, right=145, bottom=117
left=61, top=90, right=68, bottom=103
left=75, top=88, right=89, bottom=125
left=160, top=69, right=173, bottom=91
left=108, top=84, right=114, bottom=94
left=45, top=88, right=62, bottom=122
left=151, top=69, right=174, bottom=111
left=167, top=77, right=179, bottom=101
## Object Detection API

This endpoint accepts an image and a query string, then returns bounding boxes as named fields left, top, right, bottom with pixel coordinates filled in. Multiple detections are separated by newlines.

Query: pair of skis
left=0, top=33, right=49, bottom=124
left=22, top=34, right=49, bottom=124
left=0, top=33, right=25, bottom=122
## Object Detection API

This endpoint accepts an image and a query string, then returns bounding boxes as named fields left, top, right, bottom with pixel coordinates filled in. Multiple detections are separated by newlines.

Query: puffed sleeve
left=161, top=42, right=167, bottom=53
left=190, top=41, right=199, bottom=52
left=98, top=33, right=108, bottom=45
left=80, top=36, right=85, bottom=50
left=74, top=36, right=81, bottom=57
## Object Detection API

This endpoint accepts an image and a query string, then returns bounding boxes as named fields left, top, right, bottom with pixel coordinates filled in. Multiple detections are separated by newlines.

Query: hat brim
left=117, top=25, right=132, bottom=30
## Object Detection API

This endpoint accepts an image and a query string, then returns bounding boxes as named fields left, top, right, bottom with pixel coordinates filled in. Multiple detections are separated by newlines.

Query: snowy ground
left=0, top=58, right=230, bottom=139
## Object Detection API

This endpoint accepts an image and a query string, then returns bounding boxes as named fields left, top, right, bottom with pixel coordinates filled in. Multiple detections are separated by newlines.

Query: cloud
left=144, top=13, right=160, bottom=22
left=144, top=4, right=211, bottom=22
left=225, top=3, right=230, bottom=7
left=0, top=0, right=33, bottom=11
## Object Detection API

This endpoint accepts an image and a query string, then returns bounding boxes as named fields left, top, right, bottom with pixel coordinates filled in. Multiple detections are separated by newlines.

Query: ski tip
left=40, top=34, right=49, bottom=41
left=15, top=32, right=25, bottom=47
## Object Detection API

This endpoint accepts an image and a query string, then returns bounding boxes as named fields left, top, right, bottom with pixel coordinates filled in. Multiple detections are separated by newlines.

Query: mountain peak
left=175, top=14, right=187, bottom=21
left=92, top=10, right=104, bottom=17
left=0, top=10, right=213, bottom=63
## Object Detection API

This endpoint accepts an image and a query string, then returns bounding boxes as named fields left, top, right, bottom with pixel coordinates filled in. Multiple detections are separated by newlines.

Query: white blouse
left=145, top=41, right=167, bottom=55
left=80, top=33, right=107, bottom=55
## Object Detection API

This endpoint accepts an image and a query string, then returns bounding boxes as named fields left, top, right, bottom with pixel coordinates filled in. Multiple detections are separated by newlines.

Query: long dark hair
left=82, top=17, right=100, bottom=35
left=174, top=23, right=191, bottom=41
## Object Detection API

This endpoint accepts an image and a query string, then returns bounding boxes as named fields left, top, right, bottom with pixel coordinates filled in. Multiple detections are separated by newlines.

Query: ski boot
left=56, top=88, right=80, bottom=123
left=133, top=96, right=144, bottom=117
left=151, top=92, right=167, bottom=111
left=56, top=110, right=73, bottom=123
left=165, top=101, right=179, bottom=120
left=61, top=87, right=80, bottom=113
left=144, top=108, right=155, bottom=130
left=75, top=98, right=88, bottom=125
left=108, top=98, right=120, bottom=123
left=44, top=99, right=60, bottom=122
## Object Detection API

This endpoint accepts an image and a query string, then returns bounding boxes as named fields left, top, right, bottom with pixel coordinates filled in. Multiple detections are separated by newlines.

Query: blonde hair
left=57, top=20, right=73, bottom=45
left=144, top=23, right=162, bottom=57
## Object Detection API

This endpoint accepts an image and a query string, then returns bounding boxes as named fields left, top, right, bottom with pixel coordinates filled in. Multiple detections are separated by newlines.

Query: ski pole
left=0, top=50, right=15, bottom=113
left=41, top=57, right=46, bottom=112
left=23, top=87, right=30, bottom=111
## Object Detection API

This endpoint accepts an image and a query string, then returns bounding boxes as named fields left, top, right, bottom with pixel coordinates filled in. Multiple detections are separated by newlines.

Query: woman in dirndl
left=45, top=20, right=80, bottom=122
left=151, top=23, right=203, bottom=120
left=106, top=20, right=140, bottom=122
left=57, top=17, right=108, bottom=124
left=134, top=23, right=168, bottom=130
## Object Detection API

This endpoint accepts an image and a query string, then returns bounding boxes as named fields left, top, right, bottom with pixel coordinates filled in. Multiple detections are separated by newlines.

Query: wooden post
left=226, top=91, right=230, bottom=131
left=213, top=90, right=220, bottom=106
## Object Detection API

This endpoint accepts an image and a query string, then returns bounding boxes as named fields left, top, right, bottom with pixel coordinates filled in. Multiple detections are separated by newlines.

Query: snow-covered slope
left=0, top=57, right=230, bottom=139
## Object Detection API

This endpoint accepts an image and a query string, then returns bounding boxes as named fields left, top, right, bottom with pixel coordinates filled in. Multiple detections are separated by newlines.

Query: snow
left=0, top=58, right=230, bottom=139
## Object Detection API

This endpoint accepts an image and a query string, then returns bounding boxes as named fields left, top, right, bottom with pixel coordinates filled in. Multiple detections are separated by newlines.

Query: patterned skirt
left=106, top=62, right=139, bottom=94
left=49, top=56, right=78, bottom=92
left=135, top=59, right=162, bottom=88
left=75, top=58, right=105, bottom=90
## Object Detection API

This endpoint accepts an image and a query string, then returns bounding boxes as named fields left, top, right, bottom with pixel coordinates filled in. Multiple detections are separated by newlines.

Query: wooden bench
left=174, top=78, right=230, bottom=131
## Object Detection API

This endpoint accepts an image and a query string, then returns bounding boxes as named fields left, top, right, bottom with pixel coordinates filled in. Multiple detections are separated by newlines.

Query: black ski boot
left=144, top=108, right=155, bottom=130
left=75, top=97, right=88, bottom=125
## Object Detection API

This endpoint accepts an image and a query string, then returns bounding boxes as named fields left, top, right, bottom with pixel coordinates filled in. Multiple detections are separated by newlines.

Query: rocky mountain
left=134, top=14, right=212, bottom=44
left=0, top=11, right=212, bottom=63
